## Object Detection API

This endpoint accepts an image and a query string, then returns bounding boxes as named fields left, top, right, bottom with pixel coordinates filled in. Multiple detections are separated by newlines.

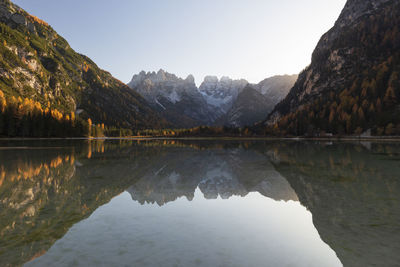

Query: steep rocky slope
left=254, top=74, right=297, bottom=106
left=216, top=86, right=271, bottom=127
left=265, top=0, right=400, bottom=136
left=0, top=0, right=166, bottom=130
left=219, top=75, right=297, bottom=127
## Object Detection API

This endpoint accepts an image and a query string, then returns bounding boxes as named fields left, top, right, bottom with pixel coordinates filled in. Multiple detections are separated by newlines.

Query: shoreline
left=1, top=136, right=400, bottom=142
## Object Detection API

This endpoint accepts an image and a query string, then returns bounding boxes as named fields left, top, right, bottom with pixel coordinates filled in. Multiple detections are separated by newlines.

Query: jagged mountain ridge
left=198, top=75, right=249, bottom=117
left=128, top=70, right=217, bottom=127
left=265, top=0, right=400, bottom=136
left=0, top=0, right=167, bottom=130
left=128, top=70, right=297, bottom=127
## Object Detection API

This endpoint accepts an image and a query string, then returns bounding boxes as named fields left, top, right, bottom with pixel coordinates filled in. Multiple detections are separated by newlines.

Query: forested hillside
left=265, top=0, right=400, bottom=136
left=0, top=0, right=167, bottom=137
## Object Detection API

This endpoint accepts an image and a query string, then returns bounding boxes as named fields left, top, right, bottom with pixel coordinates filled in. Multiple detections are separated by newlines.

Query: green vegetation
left=2, top=0, right=399, bottom=138
left=137, top=126, right=254, bottom=137
left=0, top=0, right=166, bottom=137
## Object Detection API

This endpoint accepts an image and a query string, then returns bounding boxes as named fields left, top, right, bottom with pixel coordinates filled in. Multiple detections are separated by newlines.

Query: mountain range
left=128, top=70, right=297, bottom=127
left=1, top=0, right=399, bottom=136
left=0, top=0, right=296, bottom=131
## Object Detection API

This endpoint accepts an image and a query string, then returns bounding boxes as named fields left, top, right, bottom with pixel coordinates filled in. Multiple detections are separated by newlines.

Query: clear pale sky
left=13, top=0, right=346, bottom=85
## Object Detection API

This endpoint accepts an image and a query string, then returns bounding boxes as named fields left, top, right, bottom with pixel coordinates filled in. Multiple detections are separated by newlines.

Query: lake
left=0, top=139, right=399, bottom=267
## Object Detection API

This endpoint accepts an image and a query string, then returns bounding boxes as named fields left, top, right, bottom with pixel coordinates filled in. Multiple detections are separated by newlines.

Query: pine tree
left=87, top=118, right=92, bottom=137
left=384, top=86, right=397, bottom=106
left=0, top=90, right=6, bottom=135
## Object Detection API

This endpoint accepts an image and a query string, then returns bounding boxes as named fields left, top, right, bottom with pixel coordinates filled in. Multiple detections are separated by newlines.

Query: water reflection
left=127, top=147, right=298, bottom=206
left=27, top=191, right=339, bottom=267
left=0, top=140, right=399, bottom=266
left=266, top=141, right=400, bottom=267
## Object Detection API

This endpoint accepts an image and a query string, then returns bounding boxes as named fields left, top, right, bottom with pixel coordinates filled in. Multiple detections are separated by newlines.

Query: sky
left=13, top=0, right=346, bottom=85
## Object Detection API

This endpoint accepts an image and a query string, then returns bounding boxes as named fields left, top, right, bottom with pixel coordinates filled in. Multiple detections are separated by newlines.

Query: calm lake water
left=0, top=139, right=399, bottom=267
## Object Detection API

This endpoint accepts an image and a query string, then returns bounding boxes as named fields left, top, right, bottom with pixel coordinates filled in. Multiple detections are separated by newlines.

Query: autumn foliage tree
left=264, top=4, right=400, bottom=137
left=0, top=89, right=106, bottom=137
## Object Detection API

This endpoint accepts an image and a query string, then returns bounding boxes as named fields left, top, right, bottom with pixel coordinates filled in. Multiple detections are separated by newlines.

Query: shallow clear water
left=0, top=140, right=399, bottom=267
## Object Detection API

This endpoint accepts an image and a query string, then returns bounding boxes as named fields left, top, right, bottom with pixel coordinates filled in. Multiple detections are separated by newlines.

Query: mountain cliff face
left=128, top=70, right=216, bottom=128
left=216, top=86, right=271, bottom=127
left=129, top=70, right=296, bottom=128
left=0, top=0, right=166, bottom=130
left=128, top=72, right=251, bottom=127
left=266, top=0, right=400, bottom=136
left=199, top=76, right=249, bottom=117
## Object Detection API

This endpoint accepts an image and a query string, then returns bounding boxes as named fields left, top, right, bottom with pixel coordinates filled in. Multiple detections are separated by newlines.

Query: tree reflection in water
left=0, top=140, right=399, bottom=267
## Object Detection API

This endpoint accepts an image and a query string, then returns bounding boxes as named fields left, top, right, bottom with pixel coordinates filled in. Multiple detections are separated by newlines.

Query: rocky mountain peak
left=203, top=76, right=219, bottom=84
left=198, top=76, right=249, bottom=115
left=220, top=76, right=232, bottom=83
left=128, top=69, right=296, bottom=128
left=315, top=0, right=392, bottom=55
left=156, top=68, right=167, bottom=80
left=336, top=0, right=392, bottom=27
left=185, top=74, right=195, bottom=84
left=127, top=70, right=215, bottom=127
left=129, top=69, right=193, bottom=89
left=199, top=76, right=248, bottom=98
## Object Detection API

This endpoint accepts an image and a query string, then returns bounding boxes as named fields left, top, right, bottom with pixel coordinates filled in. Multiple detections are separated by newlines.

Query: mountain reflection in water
left=0, top=140, right=399, bottom=267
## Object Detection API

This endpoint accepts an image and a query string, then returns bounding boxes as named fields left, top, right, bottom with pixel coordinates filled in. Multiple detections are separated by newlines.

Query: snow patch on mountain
left=155, top=98, right=166, bottom=110
left=128, top=70, right=297, bottom=127
left=199, top=76, right=249, bottom=113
